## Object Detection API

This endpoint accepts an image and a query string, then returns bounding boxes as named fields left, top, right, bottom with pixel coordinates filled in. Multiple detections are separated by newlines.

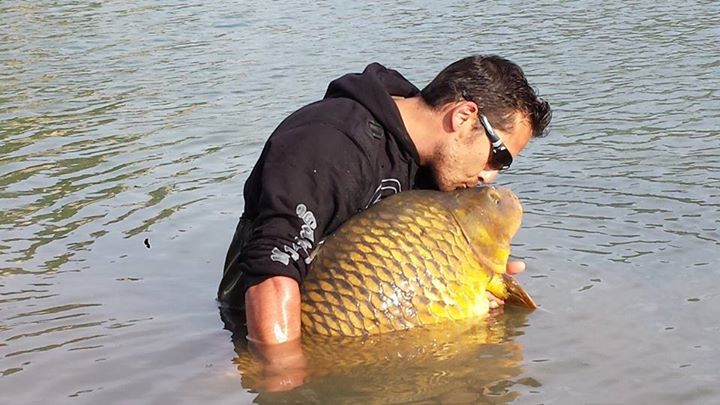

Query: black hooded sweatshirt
left=218, top=63, right=436, bottom=309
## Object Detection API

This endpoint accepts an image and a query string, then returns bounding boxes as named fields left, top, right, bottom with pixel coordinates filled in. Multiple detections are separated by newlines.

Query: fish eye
left=488, top=190, right=501, bottom=205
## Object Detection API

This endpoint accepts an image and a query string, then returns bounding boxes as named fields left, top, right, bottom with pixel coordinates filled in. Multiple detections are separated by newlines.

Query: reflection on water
left=228, top=309, right=534, bottom=404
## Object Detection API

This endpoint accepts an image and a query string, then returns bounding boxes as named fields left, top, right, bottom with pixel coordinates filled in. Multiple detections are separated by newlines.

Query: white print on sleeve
left=270, top=203, right=317, bottom=266
left=364, top=178, right=402, bottom=209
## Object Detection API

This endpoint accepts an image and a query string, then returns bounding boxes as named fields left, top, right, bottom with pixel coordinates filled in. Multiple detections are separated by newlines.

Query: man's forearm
left=245, top=276, right=302, bottom=344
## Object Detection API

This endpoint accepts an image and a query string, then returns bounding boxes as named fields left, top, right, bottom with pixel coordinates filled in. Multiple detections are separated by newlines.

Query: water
left=1, top=0, right=719, bottom=403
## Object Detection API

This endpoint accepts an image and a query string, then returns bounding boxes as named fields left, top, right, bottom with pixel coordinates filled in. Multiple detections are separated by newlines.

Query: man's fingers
left=506, top=260, right=526, bottom=275
left=487, top=291, right=504, bottom=309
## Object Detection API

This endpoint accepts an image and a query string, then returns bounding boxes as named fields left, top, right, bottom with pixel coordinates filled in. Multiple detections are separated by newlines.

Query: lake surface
left=1, top=1, right=719, bottom=403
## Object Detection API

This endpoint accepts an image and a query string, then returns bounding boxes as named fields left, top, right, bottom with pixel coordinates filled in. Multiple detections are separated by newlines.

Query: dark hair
left=420, top=55, right=551, bottom=138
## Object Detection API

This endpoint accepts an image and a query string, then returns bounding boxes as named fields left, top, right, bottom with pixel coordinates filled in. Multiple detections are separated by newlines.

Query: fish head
left=449, top=186, right=523, bottom=273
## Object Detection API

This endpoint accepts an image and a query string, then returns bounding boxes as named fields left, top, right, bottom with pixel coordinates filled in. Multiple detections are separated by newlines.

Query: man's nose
left=478, top=170, right=499, bottom=184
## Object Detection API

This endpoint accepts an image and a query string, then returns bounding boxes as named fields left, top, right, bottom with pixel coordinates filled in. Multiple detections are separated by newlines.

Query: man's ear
left=452, top=101, right=479, bottom=131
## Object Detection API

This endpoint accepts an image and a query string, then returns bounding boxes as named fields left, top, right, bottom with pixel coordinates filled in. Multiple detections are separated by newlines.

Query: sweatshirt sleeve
left=239, top=123, right=373, bottom=291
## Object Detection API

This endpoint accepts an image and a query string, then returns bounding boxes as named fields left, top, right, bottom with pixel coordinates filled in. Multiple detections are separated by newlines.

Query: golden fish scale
left=302, top=193, right=495, bottom=336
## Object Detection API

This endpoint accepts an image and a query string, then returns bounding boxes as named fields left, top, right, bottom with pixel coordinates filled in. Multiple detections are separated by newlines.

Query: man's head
left=418, top=55, right=551, bottom=190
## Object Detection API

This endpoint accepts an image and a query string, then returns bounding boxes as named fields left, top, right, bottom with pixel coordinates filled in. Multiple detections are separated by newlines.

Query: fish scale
left=301, top=187, right=537, bottom=336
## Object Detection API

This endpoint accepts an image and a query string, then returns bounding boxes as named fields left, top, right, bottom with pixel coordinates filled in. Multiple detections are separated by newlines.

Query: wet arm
left=245, top=275, right=301, bottom=344
left=245, top=276, right=307, bottom=392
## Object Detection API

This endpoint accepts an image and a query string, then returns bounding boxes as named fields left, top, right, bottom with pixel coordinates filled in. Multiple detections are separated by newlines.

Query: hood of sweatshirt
left=323, top=63, right=421, bottom=163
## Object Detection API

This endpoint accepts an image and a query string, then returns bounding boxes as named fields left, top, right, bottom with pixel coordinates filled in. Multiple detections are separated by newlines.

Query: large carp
left=301, top=186, right=536, bottom=336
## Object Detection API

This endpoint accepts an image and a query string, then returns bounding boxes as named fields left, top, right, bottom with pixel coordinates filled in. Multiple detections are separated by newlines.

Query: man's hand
left=247, top=338, right=307, bottom=392
left=488, top=260, right=526, bottom=309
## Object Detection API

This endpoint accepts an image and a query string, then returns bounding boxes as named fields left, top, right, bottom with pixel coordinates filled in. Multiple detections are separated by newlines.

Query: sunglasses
left=478, top=114, right=513, bottom=171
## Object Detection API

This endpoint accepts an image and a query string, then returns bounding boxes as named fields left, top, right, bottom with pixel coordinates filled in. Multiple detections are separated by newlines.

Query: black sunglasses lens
left=478, top=115, right=514, bottom=171
left=491, top=147, right=513, bottom=171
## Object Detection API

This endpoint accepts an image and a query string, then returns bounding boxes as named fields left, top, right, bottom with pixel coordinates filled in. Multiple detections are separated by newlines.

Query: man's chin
left=431, top=174, right=459, bottom=192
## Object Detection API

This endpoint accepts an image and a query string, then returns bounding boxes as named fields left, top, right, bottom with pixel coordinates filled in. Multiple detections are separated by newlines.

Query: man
left=219, top=55, right=551, bottom=345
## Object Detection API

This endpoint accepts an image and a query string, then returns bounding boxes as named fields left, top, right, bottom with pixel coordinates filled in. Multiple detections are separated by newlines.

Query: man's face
left=431, top=111, right=533, bottom=191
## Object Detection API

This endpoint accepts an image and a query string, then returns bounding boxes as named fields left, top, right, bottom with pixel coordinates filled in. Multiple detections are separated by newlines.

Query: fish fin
left=487, top=273, right=538, bottom=309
